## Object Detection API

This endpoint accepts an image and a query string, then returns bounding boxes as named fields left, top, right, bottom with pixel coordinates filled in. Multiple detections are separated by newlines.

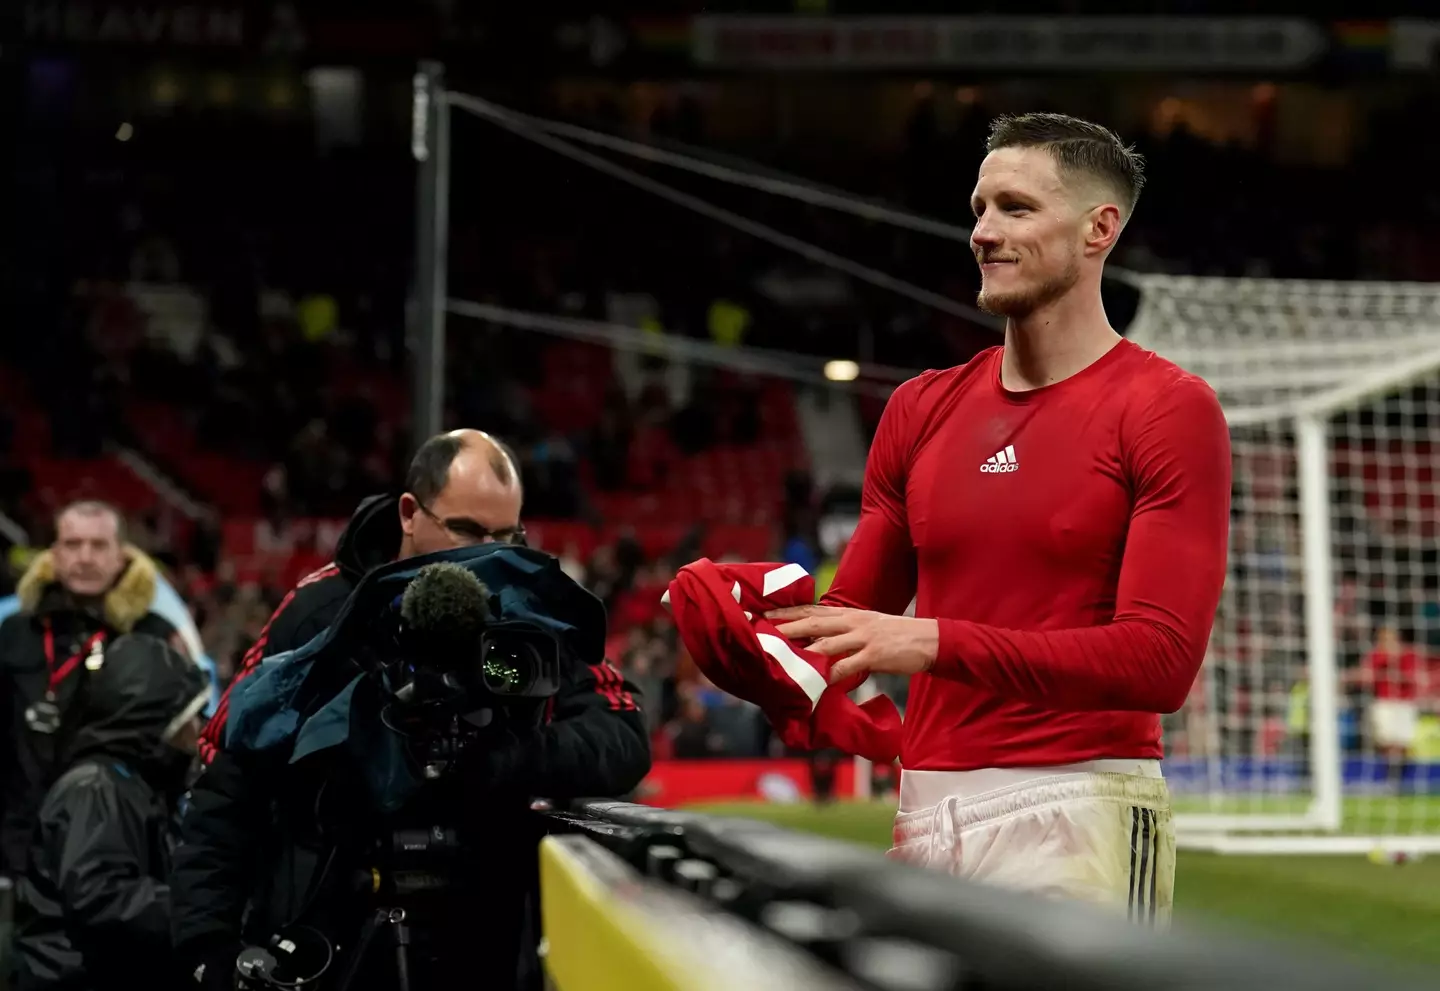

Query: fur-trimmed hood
left=15, top=545, right=160, bottom=634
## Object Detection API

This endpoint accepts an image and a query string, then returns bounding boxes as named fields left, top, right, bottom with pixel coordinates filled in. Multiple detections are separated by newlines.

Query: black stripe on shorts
left=1129, top=806, right=1156, bottom=925
left=1148, top=808, right=1159, bottom=925
left=1128, top=806, right=1141, bottom=920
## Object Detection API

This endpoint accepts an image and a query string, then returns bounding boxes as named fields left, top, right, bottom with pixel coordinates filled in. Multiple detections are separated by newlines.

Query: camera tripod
left=331, top=906, right=415, bottom=991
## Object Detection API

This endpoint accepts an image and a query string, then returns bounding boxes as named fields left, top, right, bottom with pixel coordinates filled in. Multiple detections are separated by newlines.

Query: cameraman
left=170, top=430, right=650, bottom=990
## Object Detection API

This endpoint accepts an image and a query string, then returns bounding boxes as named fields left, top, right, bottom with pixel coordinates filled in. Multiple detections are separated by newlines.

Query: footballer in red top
left=770, top=113, right=1231, bottom=926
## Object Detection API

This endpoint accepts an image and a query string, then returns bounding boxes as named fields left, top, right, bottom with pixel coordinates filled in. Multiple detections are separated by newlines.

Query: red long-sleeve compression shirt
left=823, top=340, right=1231, bottom=770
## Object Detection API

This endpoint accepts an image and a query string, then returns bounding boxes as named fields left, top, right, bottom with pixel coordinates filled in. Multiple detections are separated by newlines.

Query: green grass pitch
left=689, top=799, right=1440, bottom=968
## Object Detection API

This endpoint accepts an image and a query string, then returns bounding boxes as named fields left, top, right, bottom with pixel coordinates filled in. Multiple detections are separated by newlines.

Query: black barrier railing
left=541, top=800, right=1429, bottom=991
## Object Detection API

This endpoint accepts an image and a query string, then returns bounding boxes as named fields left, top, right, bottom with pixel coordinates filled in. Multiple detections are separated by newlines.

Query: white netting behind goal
left=1129, top=276, right=1440, bottom=852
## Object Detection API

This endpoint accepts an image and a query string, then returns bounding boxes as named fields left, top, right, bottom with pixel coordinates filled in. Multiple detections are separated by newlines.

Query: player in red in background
left=768, top=114, right=1231, bottom=926
left=1345, top=622, right=1432, bottom=785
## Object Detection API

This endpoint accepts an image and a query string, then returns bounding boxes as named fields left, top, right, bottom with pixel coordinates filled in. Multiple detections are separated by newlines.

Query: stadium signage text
left=693, top=17, right=1328, bottom=71
left=24, top=1, right=245, bottom=47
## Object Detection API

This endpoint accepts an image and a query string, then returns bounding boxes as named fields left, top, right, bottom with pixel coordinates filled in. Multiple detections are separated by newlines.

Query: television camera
left=378, top=561, right=563, bottom=780
left=235, top=561, right=564, bottom=991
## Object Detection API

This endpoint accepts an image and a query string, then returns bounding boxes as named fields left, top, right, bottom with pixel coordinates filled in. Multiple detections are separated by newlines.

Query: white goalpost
left=1129, top=276, right=1440, bottom=854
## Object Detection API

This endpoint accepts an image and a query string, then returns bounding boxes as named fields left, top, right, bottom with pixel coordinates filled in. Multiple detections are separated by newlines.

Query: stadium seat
left=25, top=458, right=158, bottom=516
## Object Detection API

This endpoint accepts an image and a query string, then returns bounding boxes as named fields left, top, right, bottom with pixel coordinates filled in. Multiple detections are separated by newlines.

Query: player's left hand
left=766, top=605, right=938, bottom=684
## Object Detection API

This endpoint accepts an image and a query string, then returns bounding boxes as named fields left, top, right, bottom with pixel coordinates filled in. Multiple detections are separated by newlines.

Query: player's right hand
left=768, top=605, right=939, bottom=684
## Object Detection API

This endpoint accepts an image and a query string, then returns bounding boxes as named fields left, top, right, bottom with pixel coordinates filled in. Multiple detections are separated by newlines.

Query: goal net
left=1128, top=275, right=1440, bottom=854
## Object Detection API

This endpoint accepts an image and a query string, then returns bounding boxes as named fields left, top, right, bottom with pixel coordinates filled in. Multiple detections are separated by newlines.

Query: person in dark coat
left=0, top=501, right=184, bottom=872
left=14, top=633, right=210, bottom=991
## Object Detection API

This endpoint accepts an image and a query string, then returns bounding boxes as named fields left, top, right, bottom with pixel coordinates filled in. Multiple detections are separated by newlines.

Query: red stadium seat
left=26, top=458, right=158, bottom=517
left=1335, top=438, right=1440, bottom=539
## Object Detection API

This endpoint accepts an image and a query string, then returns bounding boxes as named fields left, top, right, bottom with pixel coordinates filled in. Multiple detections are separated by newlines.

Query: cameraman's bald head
left=398, top=429, right=526, bottom=557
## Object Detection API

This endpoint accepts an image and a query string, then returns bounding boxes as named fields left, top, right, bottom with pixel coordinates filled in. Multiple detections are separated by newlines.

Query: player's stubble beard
left=976, top=248, right=1082, bottom=318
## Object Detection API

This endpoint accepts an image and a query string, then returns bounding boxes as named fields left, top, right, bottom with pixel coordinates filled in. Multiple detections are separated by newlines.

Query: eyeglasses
left=414, top=499, right=527, bottom=548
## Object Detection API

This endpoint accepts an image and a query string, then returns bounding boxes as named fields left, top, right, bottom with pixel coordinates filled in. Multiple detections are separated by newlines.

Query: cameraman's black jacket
left=15, top=634, right=208, bottom=991
left=170, top=526, right=650, bottom=986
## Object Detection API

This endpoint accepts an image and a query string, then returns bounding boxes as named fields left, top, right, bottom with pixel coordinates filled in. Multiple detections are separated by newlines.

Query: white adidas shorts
left=889, top=772, right=1175, bottom=927
left=1370, top=699, right=1420, bottom=749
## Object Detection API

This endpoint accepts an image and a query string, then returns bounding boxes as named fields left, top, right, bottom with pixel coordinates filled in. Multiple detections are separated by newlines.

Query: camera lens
left=481, top=639, right=538, bottom=695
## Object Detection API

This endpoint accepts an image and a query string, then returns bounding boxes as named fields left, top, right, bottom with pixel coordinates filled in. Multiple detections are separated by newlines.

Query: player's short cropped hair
left=406, top=431, right=520, bottom=505
left=986, top=112, right=1146, bottom=217
left=54, top=500, right=125, bottom=542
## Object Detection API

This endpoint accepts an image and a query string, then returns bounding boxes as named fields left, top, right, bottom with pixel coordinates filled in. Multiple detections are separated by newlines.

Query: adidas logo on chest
left=980, top=445, right=1018, bottom=473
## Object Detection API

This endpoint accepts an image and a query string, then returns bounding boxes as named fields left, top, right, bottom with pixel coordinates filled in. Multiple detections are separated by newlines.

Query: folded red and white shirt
left=662, top=558, right=902, bottom=764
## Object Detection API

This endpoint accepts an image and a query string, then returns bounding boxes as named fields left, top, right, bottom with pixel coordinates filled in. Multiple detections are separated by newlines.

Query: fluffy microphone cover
left=400, top=562, right=492, bottom=643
